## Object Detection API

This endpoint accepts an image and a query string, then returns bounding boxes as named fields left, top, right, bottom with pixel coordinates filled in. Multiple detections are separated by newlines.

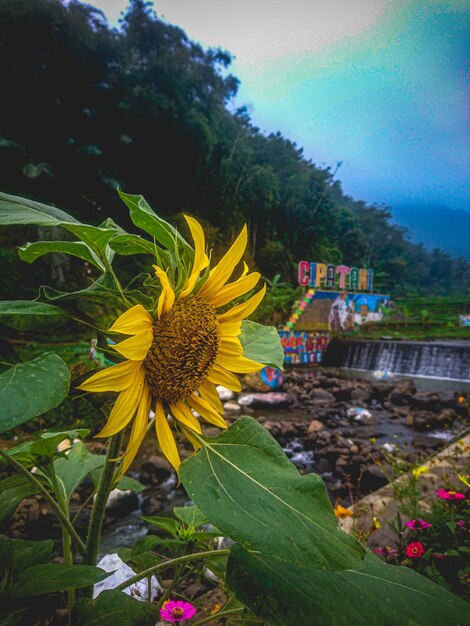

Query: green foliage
left=239, top=320, right=284, bottom=369
left=180, top=417, right=366, bottom=571
left=227, top=547, right=470, bottom=626
left=0, top=353, right=71, bottom=432
left=74, top=589, right=158, bottom=626
left=0, top=300, right=70, bottom=330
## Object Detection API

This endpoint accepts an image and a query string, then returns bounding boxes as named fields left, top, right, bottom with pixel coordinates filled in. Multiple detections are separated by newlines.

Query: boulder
left=216, top=385, right=234, bottom=401
left=310, top=388, right=335, bottom=404
left=238, top=392, right=292, bottom=408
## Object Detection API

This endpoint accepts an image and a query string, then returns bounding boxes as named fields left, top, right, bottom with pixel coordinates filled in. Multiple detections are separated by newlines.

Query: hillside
left=391, top=203, right=470, bottom=260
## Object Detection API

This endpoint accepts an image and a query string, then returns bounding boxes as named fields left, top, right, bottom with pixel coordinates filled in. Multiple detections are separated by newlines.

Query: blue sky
left=90, top=0, right=470, bottom=211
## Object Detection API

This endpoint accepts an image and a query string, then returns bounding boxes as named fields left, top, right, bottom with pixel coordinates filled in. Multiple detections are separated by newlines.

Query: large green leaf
left=173, top=504, right=208, bottom=527
left=227, top=546, right=470, bottom=626
left=0, top=537, right=53, bottom=577
left=0, top=475, right=38, bottom=527
left=54, top=441, right=103, bottom=499
left=0, top=300, right=69, bottom=331
left=240, top=320, right=284, bottom=369
left=0, top=353, right=71, bottom=432
left=0, top=191, right=79, bottom=225
left=19, top=241, right=105, bottom=271
left=179, top=417, right=365, bottom=571
left=108, top=234, right=156, bottom=256
left=2, top=564, right=110, bottom=600
left=64, top=224, right=117, bottom=262
left=75, top=589, right=157, bottom=626
left=118, top=191, right=190, bottom=252
left=7, top=429, right=89, bottom=464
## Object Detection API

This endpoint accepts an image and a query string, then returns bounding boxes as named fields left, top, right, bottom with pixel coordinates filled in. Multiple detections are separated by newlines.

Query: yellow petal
left=113, top=329, right=153, bottom=361
left=154, top=265, right=175, bottom=318
left=199, top=380, right=224, bottom=414
left=218, top=319, right=242, bottom=337
left=205, top=272, right=261, bottom=308
left=170, top=400, right=202, bottom=433
left=95, top=367, right=145, bottom=438
left=77, top=360, right=140, bottom=392
left=207, top=364, right=242, bottom=392
left=155, top=401, right=180, bottom=472
left=180, top=215, right=209, bottom=298
left=188, top=393, right=227, bottom=430
left=119, top=388, right=151, bottom=476
left=199, top=224, right=247, bottom=298
left=217, top=352, right=264, bottom=374
left=108, top=304, right=153, bottom=335
left=219, top=335, right=244, bottom=358
left=218, top=285, right=266, bottom=323
left=181, top=426, right=202, bottom=452
left=239, top=262, right=249, bottom=279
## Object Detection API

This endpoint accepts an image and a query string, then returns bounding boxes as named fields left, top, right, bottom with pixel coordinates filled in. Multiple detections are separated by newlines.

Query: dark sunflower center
left=144, top=294, right=219, bottom=404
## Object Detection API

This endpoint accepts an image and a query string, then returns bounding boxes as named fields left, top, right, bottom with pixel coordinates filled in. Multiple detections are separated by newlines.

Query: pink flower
left=374, top=546, right=399, bottom=558
left=405, top=541, right=425, bottom=558
left=457, top=519, right=468, bottom=529
left=436, top=489, right=466, bottom=500
left=406, top=519, right=432, bottom=530
left=160, top=600, right=197, bottom=623
left=432, top=553, right=446, bottom=559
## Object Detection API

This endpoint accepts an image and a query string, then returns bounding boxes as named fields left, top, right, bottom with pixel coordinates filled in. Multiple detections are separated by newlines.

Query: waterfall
left=324, top=339, right=470, bottom=381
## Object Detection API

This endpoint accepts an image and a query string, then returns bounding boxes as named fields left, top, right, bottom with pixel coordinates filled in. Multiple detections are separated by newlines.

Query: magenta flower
left=160, top=600, right=197, bottom=623
left=405, top=541, right=425, bottom=558
left=432, top=553, right=446, bottom=559
left=436, top=489, right=466, bottom=500
left=457, top=519, right=468, bottom=529
left=406, top=519, right=432, bottom=530
left=374, top=546, right=399, bottom=558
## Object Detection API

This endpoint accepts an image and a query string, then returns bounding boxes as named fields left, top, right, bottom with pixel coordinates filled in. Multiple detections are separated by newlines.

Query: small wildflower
left=458, top=395, right=466, bottom=404
left=374, top=546, right=399, bottom=558
left=369, top=437, right=377, bottom=444
left=432, top=553, right=446, bottom=559
left=436, top=489, right=466, bottom=500
left=458, top=474, right=470, bottom=489
left=334, top=504, right=354, bottom=519
left=412, top=465, right=429, bottom=478
left=210, top=603, right=222, bottom=615
left=160, top=600, right=197, bottom=623
left=406, top=542, right=425, bottom=558
left=406, top=519, right=432, bottom=530
left=372, top=516, right=381, bottom=530
left=457, top=519, right=468, bottom=529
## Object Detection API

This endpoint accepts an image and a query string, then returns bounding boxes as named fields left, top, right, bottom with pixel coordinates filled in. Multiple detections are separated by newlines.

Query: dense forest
left=0, top=0, right=469, bottom=300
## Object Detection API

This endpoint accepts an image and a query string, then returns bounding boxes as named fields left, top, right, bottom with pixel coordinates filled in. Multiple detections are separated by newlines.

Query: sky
left=90, top=0, right=470, bottom=212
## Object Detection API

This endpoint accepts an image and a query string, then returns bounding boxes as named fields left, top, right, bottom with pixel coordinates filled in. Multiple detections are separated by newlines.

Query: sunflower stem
left=83, top=432, right=123, bottom=569
left=115, top=549, right=231, bottom=591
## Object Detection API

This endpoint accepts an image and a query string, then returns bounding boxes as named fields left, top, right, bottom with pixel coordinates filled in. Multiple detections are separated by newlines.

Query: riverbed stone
left=310, top=388, right=335, bottom=404
left=223, top=401, right=242, bottom=413
left=238, top=392, right=292, bottom=408
left=307, top=419, right=324, bottom=434
left=216, top=385, right=234, bottom=401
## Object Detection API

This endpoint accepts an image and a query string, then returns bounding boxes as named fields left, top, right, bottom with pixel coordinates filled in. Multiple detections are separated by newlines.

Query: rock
left=238, top=392, right=292, bottom=408
left=346, top=407, right=379, bottom=425
left=140, top=456, right=173, bottom=483
left=389, top=391, right=414, bottom=406
left=141, top=496, right=163, bottom=515
left=105, top=489, right=139, bottom=518
left=412, top=434, right=446, bottom=450
left=436, top=408, right=457, bottom=424
left=410, top=392, right=442, bottom=411
left=392, top=378, right=416, bottom=395
left=223, top=401, right=242, bottom=413
left=315, top=458, right=333, bottom=474
left=412, top=410, right=438, bottom=430
left=310, top=389, right=335, bottom=404
left=307, top=420, right=324, bottom=434
left=361, top=464, right=388, bottom=491
left=216, top=385, right=234, bottom=401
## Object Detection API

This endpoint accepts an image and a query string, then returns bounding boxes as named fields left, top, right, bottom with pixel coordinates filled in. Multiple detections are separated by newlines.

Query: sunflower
left=78, top=216, right=266, bottom=474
